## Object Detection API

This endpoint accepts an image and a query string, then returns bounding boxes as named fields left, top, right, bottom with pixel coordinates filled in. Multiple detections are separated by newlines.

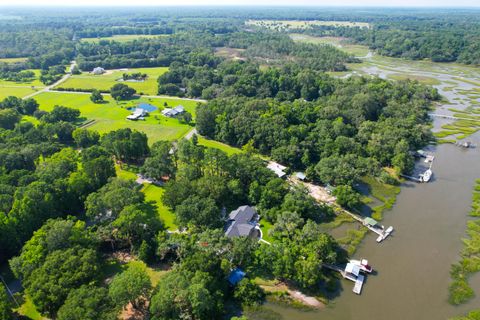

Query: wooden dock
left=323, top=264, right=365, bottom=295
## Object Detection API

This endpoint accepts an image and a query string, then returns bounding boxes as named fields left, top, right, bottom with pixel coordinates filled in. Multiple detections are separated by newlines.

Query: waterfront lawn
left=57, top=67, right=169, bottom=95
left=34, top=92, right=197, bottom=143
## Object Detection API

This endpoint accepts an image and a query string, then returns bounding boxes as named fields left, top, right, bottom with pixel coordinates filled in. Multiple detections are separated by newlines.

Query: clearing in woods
left=80, top=34, right=167, bottom=43
left=56, top=67, right=169, bottom=95
left=34, top=91, right=199, bottom=143
left=246, top=19, right=370, bottom=30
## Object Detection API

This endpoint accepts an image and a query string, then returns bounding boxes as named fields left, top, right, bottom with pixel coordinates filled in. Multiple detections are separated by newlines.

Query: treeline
left=303, top=20, right=480, bottom=64
left=0, top=30, right=74, bottom=68
left=197, top=76, right=439, bottom=186
left=157, top=48, right=354, bottom=100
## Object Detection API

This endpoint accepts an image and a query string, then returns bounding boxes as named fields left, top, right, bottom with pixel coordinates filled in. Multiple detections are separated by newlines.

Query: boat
left=349, top=259, right=373, bottom=273
left=420, top=169, right=432, bottom=182
left=376, top=226, right=394, bottom=242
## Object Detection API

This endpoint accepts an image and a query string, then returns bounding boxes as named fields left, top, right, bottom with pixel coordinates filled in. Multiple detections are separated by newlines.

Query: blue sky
left=5, top=0, right=480, bottom=6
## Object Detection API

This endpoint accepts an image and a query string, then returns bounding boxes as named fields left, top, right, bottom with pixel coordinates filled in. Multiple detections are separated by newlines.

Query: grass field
left=289, top=34, right=370, bottom=57
left=80, top=34, right=166, bottom=43
left=57, top=67, right=169, bottom=95
left=247, top=20, right=370, bottom=29
left=34, top=92, right=198, bottom=143
left=0, top=57, right=28, bottom=63
left=15, top=295, right=46, bottom=320
left=0, top=69, right=45, bottom=99
left=142, top=184, right=177, bottom=231
left=197, top=137, right=242, bottom=156
left=114, top=165, right=177, bottom=231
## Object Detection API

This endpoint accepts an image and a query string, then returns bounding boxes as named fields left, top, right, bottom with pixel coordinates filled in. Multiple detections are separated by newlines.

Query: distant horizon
left=2, top=1, right=480, bottom=8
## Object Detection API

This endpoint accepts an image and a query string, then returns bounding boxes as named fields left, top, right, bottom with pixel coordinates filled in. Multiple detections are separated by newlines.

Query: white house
left=92, top=67, right=105, bottom=75
left=126, top=108, right=148, bottom=121
left=161, top=105, right=185, bottom=117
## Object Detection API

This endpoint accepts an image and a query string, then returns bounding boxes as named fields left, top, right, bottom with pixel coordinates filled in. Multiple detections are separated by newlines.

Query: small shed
left=227, top=268, right=246, bottom=286
left=295, top=172, right=307, bottom=181
left=345, top=263, right=360, bottom=277
left=363, top=217, right=378, bottom=228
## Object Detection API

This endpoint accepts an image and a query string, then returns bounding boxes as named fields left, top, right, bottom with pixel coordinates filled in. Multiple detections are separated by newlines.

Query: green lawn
left=0, top=69, right=45, bottom=87
left=142, top=184, right=177, bottom=231
left=57, top=67, right=169, bottom=95
left=0, top=69, right=45, bottom=99
left=0, top=57, right=28, bottom=63
left=197, top=137, right=242, bottom=156
left=80, top=34, right=166, bottom=43
left=14, top=295, right=47, bottom=320
left=34, top=92, right=198, bottom=144
left=0, top=86, right=37, bottom=100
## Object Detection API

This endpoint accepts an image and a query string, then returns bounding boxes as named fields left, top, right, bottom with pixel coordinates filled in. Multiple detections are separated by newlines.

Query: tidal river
left=266, top=55, right=480, bottom=319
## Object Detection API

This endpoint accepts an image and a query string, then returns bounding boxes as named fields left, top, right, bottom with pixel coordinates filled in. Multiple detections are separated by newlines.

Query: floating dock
left=323, top=263, right=366, bottom=295
left=353, top=274, right=365, bottom=294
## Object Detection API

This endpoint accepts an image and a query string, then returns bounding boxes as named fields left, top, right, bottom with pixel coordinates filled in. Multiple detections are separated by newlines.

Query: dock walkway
left=322, top=264, right=365, bottom=295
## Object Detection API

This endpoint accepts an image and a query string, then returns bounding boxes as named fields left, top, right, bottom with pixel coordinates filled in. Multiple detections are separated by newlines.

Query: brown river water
left=263, top=57, right=480, bottom=320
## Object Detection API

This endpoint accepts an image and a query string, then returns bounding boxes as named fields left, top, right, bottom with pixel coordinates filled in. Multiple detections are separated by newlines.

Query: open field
left=197, top=137, right=242, bottom=156
left=0, top=57, right=28, bottom=63
left=214, top=47, right=246, bottom=60
left=142, top=184, right=177, bottom=231
left=80, top=34, right=166, bottom=43
left=290, top=34, right=370, bottom=57
left=0, top=69, right=45, bottom=99
left=57, top=67, right=169, bottom=95
left=35, top=92, right=198, bottom=143
left=0, top=87, right=38, bottom=100
left=247, top=20, right=370, bottom=29
left=114, top=165, right=177, bottom=231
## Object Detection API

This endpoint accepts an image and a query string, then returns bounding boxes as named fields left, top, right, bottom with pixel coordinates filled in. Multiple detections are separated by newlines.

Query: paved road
left=22, top=61, right=76, bottom=100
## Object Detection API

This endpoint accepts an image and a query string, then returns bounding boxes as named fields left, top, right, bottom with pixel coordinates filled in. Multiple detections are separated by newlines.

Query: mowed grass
left=57, top=67, right=169, bottom=95
left=197, top=137, right=242, bottom=156
left=14, top=295, right=47, bottom=320
left=115, top=160, right=177, bottom=231
left=0, top=57, right=28, bottom=63
left=0, top=69, right=45, bottom=99
left=142, top=184, right=177, bottom=231
left=0, top=86, right=37, bottom=100
left=80, top=34, right=166, bottom=43
left=289, top=34, right=370, bottom=57
left=34, top=92, right=198, bottom=144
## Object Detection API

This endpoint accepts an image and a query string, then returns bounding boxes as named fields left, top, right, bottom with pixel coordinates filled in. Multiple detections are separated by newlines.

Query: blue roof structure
left=227, top=268, right=246, bottom=286
left=137, top=103, right=157, bottom=112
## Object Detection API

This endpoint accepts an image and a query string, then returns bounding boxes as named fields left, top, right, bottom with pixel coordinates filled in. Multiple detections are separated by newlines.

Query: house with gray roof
left=161, top=105, right=185, bottom=117
left=224, top=205, right=260, bottom=239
